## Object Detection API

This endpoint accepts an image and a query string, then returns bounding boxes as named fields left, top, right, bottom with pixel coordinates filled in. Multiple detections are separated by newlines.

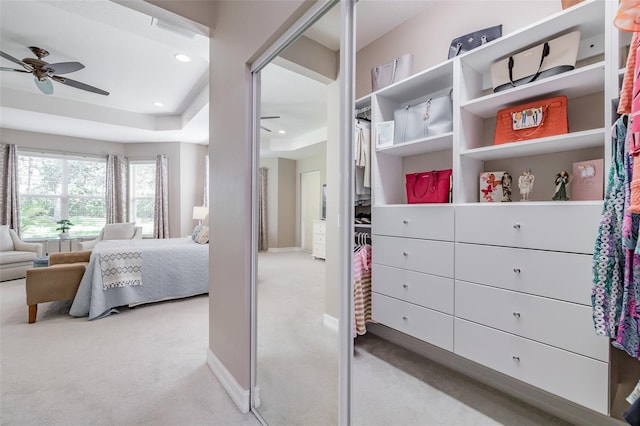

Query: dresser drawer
left=313, top=220, right=326, bottom=234
left=373, top=264, right=453, bottom=314
left=374, top=235, right=454, bottom=277
left=455, top=203, right=601, bottom=253
left=372, top=293, right=453, bottom=351
left=455, top=243, right=592, bottom=305
left=454, top=319, right=608, bottom=414
left=373, top=205, right=454, bottom=241
left=455, top=281, right=609, bottom=361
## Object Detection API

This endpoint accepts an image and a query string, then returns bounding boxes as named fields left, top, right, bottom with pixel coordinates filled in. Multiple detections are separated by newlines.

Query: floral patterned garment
left=592, top=117, right=628, bottom=337
left=614, top=118, right=640, bottom=359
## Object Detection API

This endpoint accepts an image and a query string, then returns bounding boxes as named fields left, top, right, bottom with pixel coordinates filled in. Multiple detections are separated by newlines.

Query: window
left=18, top=152, right=107, bottom=239
left=130, top=162, right=156, bottom=236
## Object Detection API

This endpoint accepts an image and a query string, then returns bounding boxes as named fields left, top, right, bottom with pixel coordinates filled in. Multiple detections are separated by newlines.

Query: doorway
left=301, top=170, right=321, bottom=252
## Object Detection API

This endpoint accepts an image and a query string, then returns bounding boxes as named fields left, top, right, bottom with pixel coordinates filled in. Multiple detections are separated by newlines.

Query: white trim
left=323, top=314, right=339, bottom=332
left=206, top=349, right=250, bottom=413
left=266, top=247, right=303, bottom=253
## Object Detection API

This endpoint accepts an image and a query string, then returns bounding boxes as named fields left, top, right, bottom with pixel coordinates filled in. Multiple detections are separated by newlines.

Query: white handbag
left=371, top=53, right=414, bottom=92
left=490, top=31, right=581, bottom=93
left=393, top=89, right=453, bottom=144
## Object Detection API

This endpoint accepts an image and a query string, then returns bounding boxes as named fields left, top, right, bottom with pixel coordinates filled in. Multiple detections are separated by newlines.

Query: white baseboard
left=267, top=247, right=303, bottom=253
left=206, top=349, right=250, bottom=413
left=323, top=314, right=339, bottom=332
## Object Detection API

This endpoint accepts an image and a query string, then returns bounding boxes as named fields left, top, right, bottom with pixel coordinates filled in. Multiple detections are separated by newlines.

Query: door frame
left=300, top=170, right=321, bottom=251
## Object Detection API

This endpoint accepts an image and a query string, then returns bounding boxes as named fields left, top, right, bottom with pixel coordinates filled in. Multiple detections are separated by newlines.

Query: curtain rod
left=17, top=146, right=109, bottom=160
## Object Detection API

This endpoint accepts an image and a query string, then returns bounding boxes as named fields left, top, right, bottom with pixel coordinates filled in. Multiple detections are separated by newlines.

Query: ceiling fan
left=0, top=46, right=109, bottom=96
left=260, top=115, right=280, bottom=132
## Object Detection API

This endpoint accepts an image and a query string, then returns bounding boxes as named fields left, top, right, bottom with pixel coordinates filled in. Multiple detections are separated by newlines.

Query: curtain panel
left=106, top=154, right=129, bottom=224
left=154, top=154, right=169, bottom=238
left=0, top=144, right=19, bottom=232
left=258, top=167, right=268, bottom=252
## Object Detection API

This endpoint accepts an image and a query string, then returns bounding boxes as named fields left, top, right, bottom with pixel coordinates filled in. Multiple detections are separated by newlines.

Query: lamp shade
left=193, top=206, right=208, bottom=220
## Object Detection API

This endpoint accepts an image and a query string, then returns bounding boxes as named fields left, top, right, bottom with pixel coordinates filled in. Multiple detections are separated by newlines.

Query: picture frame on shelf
left=376, top=121, right=394, bottom=148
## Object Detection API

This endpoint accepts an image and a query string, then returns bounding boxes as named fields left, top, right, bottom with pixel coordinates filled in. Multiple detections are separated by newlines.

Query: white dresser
left=454, top=202, right=609, bottom=414
left=312, top=220, right=326, bottom=260
left=371, top=205, right=455, bottom=351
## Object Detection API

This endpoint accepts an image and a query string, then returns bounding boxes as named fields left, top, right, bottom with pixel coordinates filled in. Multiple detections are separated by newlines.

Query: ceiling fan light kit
left=0, top=46, right=109, bottom=96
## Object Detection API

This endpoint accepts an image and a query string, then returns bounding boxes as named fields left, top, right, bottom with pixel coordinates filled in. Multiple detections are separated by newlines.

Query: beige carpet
left=0, top=278, right=259, bottom=426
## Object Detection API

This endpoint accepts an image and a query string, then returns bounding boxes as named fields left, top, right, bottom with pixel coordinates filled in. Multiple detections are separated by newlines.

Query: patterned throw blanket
left=99, top=248, right=143, bottom=290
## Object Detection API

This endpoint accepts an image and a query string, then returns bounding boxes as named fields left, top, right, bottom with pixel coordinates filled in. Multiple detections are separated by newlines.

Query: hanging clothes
left=355, top=119, right=371, bottom=205
left=593, top=117, right=629, bottom=337
left=353, top=237, right=371, bottom=337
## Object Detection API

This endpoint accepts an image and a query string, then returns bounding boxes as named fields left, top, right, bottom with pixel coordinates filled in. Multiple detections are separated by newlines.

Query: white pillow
left=194, top=225, right=209, bottom=244
left=103, top=223, right=135, bottom=240
left=0, top=225, right=13, bottom=251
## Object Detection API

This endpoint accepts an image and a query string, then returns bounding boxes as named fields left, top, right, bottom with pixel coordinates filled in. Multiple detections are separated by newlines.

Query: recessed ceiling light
left=153, top=102, right=165, bottom=107
left=175, top=54, right=191, bottom=63
left=278, top=130, right=286, bottom=134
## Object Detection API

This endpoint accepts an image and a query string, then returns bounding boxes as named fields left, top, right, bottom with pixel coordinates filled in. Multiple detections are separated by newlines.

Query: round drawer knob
left=512, top=356, right=520, bottom=362
left=513, top=312, right=521, bottom=318
left=513, top=223, right=521, bottom=230
left=402, top=283, right=409, bottom=289
left=403, top=251, right=409, bottom=257
left=513, top=268, right=521, bottom=274
left=402, top=220, right=409, bottom=225
left=402, top=316, right=408, bottom=321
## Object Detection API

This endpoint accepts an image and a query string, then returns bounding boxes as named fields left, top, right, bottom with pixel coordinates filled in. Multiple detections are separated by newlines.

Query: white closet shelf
left=461, top=62, right=605, bottom=118
left=456, top=200, right=603, bottom=208
left=459, top=0, right=604, bottom=72
left=356, top=95, right=371, bottom=110
left=376, top=132, right=453, bottom=157
left=460, top=128, right=604, bottom=161
left=374, top=60, right=453, bottom=104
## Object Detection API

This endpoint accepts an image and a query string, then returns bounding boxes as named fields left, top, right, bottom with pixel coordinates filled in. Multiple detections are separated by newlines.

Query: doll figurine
left=552, top=169, right=571, bottom=201
left=501, top=172, right=512, bottom=202
left=518, top=170, right=535, bottom=201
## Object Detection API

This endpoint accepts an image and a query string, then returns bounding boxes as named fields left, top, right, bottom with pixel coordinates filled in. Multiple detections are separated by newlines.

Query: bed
left=69, top=238, right=208, bottom=320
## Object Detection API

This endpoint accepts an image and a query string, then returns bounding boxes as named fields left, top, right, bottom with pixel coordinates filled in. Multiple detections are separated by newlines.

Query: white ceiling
left=0, top=0, right=433, bottom=153
left=0, top=0, right=210, bottom=144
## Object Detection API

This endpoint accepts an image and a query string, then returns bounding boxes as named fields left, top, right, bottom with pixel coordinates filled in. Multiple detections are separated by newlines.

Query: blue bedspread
left=70, top=238, right=208, bottom=320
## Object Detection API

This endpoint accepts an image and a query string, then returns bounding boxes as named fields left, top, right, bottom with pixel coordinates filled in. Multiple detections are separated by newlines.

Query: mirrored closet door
left=251, top=2, right=346, bottom=425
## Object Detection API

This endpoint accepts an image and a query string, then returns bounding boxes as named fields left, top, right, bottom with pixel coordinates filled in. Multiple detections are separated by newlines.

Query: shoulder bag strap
left=509, top=42, right=550, bottom=88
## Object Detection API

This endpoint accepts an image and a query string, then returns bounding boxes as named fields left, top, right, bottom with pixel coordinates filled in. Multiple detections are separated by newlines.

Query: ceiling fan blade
left=260, top=116, right=280, bottom=120
left=0, top=67, right=28, bottom=73
left=0, top=50, right=27, bottom=67
left=34, top=77, right=53, bottom=95
left=43, top=61, right=85, bottom=75
left=260, top=125, right=272, bottom=132
left=51, top=75, right=109, bottom=96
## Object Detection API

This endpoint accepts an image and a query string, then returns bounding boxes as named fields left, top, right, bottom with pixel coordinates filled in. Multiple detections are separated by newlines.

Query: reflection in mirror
left=253, top=4, right=340, bottom=425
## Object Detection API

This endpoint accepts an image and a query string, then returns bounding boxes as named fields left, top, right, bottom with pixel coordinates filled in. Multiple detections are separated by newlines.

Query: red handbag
left=493, top=95, right=568, bottom=145
left=405, top=169, right=452, bottom=204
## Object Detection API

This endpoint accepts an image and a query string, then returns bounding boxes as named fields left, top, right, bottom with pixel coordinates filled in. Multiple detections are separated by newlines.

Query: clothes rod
left=355, top=105, right=371, bottom=115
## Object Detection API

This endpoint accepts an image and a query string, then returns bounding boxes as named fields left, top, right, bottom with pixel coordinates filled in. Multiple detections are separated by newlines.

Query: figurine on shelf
left=552, top=169, right=571, bottom=201
left=501, top=172, right=513, bottom=202
left=518, top=170, right=535, bottom=201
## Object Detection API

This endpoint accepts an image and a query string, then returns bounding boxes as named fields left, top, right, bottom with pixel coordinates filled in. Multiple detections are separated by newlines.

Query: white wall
left=355, top=1, right=561, bottom=99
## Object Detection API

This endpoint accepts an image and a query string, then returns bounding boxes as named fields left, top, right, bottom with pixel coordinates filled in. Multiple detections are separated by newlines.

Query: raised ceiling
left=0, top=0, right=210, bottom=144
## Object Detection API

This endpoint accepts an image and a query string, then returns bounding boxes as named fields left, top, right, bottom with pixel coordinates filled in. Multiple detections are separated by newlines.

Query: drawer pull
left=402, top=283, right=409, bottom=289
left=513, top=223, right=521, bottom=230
left=512, top=312, right=521, bottom=318
left=402, top=316, right=408, bottom=321
left=402, top=220, right=409, bottom=225
left=513, top=268, right=521, bottom=274
left=512, top=356, right=520, bottom=362
left=402, top=251, right=409, bottom=257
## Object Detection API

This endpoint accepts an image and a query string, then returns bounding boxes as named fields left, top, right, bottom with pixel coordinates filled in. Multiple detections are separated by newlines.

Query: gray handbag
left=371, top=53, right=414, bottom=92
left=448, top=24, right=502, bottom=59
left=393, top=89, right=453, bottom=144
